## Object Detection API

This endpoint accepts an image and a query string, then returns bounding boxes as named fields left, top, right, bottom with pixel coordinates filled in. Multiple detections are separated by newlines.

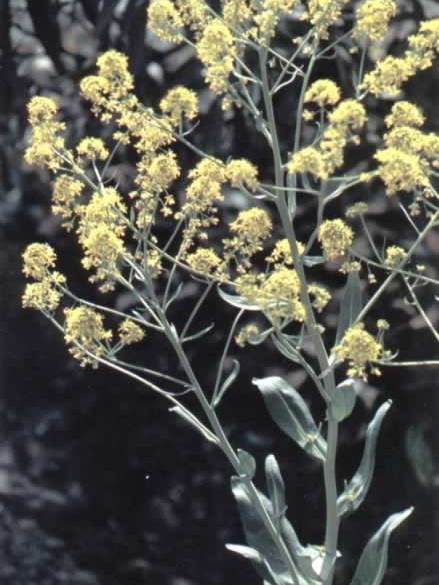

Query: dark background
left=1, top=1, right=439, bottom=584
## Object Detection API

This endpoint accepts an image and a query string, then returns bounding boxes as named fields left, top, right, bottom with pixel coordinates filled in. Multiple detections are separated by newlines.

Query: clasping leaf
left=350, top=508, right=413, bottom=585
left=253, top=376, right=326, bottom=461
left=337, top=401, right=392, bottom=516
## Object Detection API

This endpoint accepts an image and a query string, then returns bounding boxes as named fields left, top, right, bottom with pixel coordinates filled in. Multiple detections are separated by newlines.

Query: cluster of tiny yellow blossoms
left=373, top=101, right=439, bottom=197
left=225, top=208, right=272, bottom=265
left=236, top=268, right=306, bottom=324
left=77, top=188, right=128, bottom=292
left=226, top=159, right=259, bottom=191
left=251, top=0, right=299, bottom=44
left=354, top=0, right=397, bottom=43
left=64, top=307, right=112, bottom=368
left=51, top=175, right=84, bottom=228
left=160, top=86, right=198, bottom=125
left=335, top=323, right=383, bottom=380
left=148, top=0, right=183, bottom=42
left=304, top=79, right=341, bottom=108
left=345, top=202, right=368, bottom=218
left=302, top=0, right=350, bottom=40
left=235, top=323, right=261, bottom=347
left=24, top=97, right=66, bottom=171
left=118, top=319, right=145, bottom=346
left=318, top=219, right=354, bottom=261
left=308, top=284, right=331, bottom=312
left=385, top=245, right=407, bottom=267
left=363, top=18, right=439, bottom=96
left=197, top=20, right=237, bottom=94
left=288, top=100, right=367, bottom=180
left=186, top=248, right=227, bottom=281
left=22, top=243, right=65, bottom=312
left=266, top=239, right=305, bottom=267
left=77, top=137, right=109, bottom=161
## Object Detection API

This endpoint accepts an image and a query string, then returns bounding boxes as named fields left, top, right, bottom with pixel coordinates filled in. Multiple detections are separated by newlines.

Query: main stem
left=259, top=47, right=340, bottom=585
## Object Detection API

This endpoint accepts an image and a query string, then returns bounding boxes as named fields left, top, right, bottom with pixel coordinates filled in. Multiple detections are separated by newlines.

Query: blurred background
left=1, top=1, right=439, bottom=584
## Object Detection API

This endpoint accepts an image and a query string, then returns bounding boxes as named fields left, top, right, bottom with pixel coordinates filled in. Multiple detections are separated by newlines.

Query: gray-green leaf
left=350, top=508, right=413, bottom=585
left=217, top=287, right=260, bottom=311
left=337, top=401, right=392, bottom=516
left=253, top=377, right=326, bottom=461
left=238, top=449, right=257, bottom=479
left=330, top=379, right=357, bottom=422
left=213, top=359, right=240, bottom=407
left=335, top=271, right=363, bottom=344
left=265, top=455, right=287, bottom=524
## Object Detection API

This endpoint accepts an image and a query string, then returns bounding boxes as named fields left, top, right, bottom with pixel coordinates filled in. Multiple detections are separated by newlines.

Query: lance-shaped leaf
left=213, top=359, right=240, bottom=407
left=330, top=379, right=357, bottom=422
left=335, top=271, right=363, bottom=344
left=337, top=401, right=392, bottom=516
left=253, top=377, right=327, bottom=461
left=265, top=455, right=287, bottom=525
left=238, top=449, right=257, bottom=479
left=350, top=508, right=413, bottom=585
left=217, top=287, right=261, bottom=311
left=231, top=477, right=291, bottom=584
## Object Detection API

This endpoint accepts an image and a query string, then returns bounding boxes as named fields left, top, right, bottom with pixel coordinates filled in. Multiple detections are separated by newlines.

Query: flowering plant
left=22, top=2, right=439, bottom=584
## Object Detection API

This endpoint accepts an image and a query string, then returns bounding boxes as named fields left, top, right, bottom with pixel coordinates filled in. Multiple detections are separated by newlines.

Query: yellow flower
left=227, top=208, right=272, bottom=257
left=226, top=159, right=259, bottom=191
left=304, top=79, right=341, bottom=107
left=288, top=147, right=327, bottom=179
left=22, top=243, right=57, bottom=281
left=303, top=0, right=350, bottom=39
left=119, top=319, right=145, bottom=345
left=196, top=20, right=236, bottom=94
left=64, top=307, right=112, bottom=368
left=186, top=248, right=226, bottom=280
left=77, top=137, right=109, bottom=161
left=22, top=278, right=64, bottom=312
left=266, top=238, right=305, bottom=266
left=160, top=86, right=198, bottom=125
left=51, top=175, right=83, bottom=226
left=335, top=323, right=383, bottom=380
left=308, top=284, right=331, bottom=312
left=235, top=323, right=261, bottom=347
left=362, top=56, right=416, bottom=97
left=385, top=245, right=407, bottom=266
left=374, top=148, right=430, bottom=195
left=354, top=0, right=397, bottom=43
left=96, top=50, right=134, bottom=99
left=81, top=224, right=126, bottom=291
left=345, top=202, right=368, bottom=218
left=145, top=151, right=181, bottom=193
left=148, top=0, right=183, bottom=43
left=24, top=96, right=66, bottom=170
left=385, top=101, right=425, bottom=129
left=318, top=219, right=354, bottom=261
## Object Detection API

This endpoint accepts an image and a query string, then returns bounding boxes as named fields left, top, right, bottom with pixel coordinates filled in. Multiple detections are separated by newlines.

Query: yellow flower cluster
left=304, top=79, right=341, bottom=108
left=385, top=245, right=407, bottom=267
left=308, top=283, right=331, bottom=312
left=335, top=323, right=383, bottom=380
left=363, top=18, right=439, bottom=96
left=186, top=248, right=226, bottom=281
left=64, top=307, right=112, bottom=368
left=236, top=268, right=305, bottom=324
left=77, top=137, right=109, bottom=161
left=160, top=86, right=198, bottom=125
left=354, top=0, right=397, bottom=43
left=77, top=188, right=127, bottom=291
left=226, top=208, right=272, bottom=262
left=345, top=202, right=368, bottom=218
left=226, top=159, right=259, bottom=191
left=22, top=243, right=65, bottom=312
left=24, top=97, right=66, bottom=170
left=148, top=0, right=183, bottom=42
left=266, top=238, right=305, bottom=266
left=235, top=323, right=261, bottom=347
left=196, top=20, right=237, bottom=94
left=303, top=0, right=350, bottom=39
left=373, top=102, right=439, bottom=197
left=118, top=319, right=145, bottom=345
left=251, top=0, right=299, bottom=44
left=318, top=219, right=354, bottom=261
left=288, top=100, right=367, bottom=180
left=51, top=175, right=84, bottom=228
